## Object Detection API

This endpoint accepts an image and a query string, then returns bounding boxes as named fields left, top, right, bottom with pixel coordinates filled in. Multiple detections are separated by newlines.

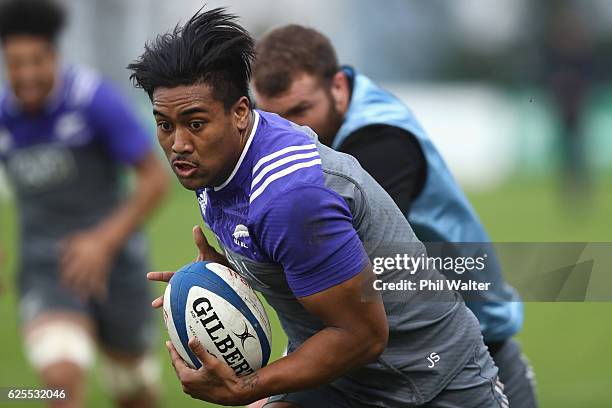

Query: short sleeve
left=339, top=125, right=427, bottom=214
left=88, top=81, right=153, bottom=164
left=251, top=184, right=370, bottom=297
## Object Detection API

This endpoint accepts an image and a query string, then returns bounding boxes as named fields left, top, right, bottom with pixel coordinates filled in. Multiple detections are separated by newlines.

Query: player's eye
left=189, top=121, right=204, bottom=131
left=157, top=121, right=173, bottom=132
left=287, top=105, right=309, bottom=118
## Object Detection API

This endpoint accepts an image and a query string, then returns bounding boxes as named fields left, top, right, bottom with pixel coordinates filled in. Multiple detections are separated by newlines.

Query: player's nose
left=172, top=128, right=194, bottom=154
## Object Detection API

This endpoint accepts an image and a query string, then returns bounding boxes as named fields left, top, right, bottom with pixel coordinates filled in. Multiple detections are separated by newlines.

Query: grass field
left=0, top=176, right=611, bottom=407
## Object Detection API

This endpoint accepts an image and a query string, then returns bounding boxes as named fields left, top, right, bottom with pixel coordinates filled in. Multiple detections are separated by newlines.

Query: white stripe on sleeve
left=249, top=158, right=322, bottom=203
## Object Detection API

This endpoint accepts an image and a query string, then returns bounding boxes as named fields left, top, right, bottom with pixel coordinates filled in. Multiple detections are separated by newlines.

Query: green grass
left=1, top=176, right=611, bottom=407
left=467, top=177, right=612, bottom=408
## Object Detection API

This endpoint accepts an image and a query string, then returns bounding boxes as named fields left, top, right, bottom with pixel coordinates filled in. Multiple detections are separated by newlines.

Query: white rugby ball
left=162, top=261, right=272, bottom=376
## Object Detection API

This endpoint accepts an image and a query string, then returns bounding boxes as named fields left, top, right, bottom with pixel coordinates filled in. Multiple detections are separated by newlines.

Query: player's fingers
left=60, top=242, right=90, bottom=289
left=81, top=269, right=98, bottom=298
left=188, top=337, right=230, bottom=377
left=92, top=276, right=108, bottom=301
left=151, top=295, right=164, bottom=308
left=82, top=260, right=105, bottom=295
left=166, top=340, right=182, bottom=366
left=188, top=337, right=211, bottom=366
left=59, top=237, right=79, bottom=272
left=61, top=256, right=87, bottom=294
left=147, top=271, right=175, bottom=282
left=74, top=259, right=103, bottom=301
left=166, top=340, right=191, bottom=379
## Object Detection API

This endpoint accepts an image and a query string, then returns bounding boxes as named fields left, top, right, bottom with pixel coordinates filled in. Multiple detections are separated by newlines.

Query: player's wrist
left=90, top=225, right=122, bottom=255
left=197, top=249, right=230, bottom=267
left=233, top=371, right=263, bottom=405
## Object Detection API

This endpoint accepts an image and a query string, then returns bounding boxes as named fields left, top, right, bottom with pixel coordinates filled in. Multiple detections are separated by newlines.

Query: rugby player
left=133, top=8, right=508, bottom=407
left=253, top=25, right=537, bottom=408
left=0, top=1, right=169, bottom=407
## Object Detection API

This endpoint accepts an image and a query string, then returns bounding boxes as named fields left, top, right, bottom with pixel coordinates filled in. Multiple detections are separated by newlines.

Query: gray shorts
left=18, top=254, right=156, bottom=355
left=488, top=338, right=538, bottom=408
left=265, top=341, right=508, bottom=408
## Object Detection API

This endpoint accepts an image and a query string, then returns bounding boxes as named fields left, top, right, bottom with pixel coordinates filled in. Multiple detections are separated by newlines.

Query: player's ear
left=330, top=71, right=349, bottom=115
left=233, top=96, right=251, bottom=132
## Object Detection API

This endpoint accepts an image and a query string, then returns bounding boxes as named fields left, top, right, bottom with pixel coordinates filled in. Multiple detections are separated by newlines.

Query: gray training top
left=198, top=111, right=483, bottom=406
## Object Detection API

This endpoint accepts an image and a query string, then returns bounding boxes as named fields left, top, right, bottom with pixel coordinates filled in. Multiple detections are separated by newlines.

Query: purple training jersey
left=0, top=65, right=153, bottom=273
left=197, top=110, right=368, bottom=297
left=0, top=65, right=151, bottom=164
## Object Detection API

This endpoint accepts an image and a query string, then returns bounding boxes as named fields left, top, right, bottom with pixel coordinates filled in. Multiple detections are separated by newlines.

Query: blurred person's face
left=153, top=83, right=251, bottom=191
left=255, top=71, right=350, bottom=146
left=2, top=35, right=58, bottom=113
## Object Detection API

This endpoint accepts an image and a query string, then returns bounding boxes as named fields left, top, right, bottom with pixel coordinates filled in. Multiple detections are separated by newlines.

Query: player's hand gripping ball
left=163, top=261, right=272, bottom=376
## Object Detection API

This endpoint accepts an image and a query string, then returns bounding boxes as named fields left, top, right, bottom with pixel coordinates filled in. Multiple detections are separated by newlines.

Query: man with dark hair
left=133, top=8, right=508, bottom=407
left=253, top=25, right=536, bottom=408
left=0, top=1, right=169, bottom=407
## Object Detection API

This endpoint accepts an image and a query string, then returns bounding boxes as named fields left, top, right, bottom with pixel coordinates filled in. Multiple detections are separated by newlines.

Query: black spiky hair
left=0, top=0, right=66, bottom=44
left=128, top=7, right=255, bottom=110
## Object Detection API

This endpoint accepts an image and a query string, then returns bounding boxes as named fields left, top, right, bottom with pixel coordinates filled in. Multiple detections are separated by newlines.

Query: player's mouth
left=172, top=159, right=198, bottom=178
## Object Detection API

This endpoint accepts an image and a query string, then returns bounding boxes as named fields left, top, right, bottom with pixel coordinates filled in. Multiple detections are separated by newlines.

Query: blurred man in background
left=544, top=4, right=594, bottom=197
left=253, top=25, right=536, bottom=408
left=0, top=1, right=169, bottom=407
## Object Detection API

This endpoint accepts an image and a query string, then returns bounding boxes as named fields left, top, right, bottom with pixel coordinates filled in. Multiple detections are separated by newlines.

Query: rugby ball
left=162, top=261, right=272, bottom=376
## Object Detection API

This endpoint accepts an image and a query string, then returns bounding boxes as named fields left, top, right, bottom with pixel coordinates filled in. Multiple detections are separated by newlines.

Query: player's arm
left=240, top=185, right=388, bottom=400
left=61, top=81, right=170, bottom=299
left=166, top=184, right=388, bottom=405
left=61, top=148, right=169, bottom=301
left=240, top=264, right=387, bottom=401
left=339, top=125, right=426, bottom=214
left=90, top=81, right=172, bottom=250
left=71, top=149, right=169, bottom=253
left=167, top=265, right=387, bottom=405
